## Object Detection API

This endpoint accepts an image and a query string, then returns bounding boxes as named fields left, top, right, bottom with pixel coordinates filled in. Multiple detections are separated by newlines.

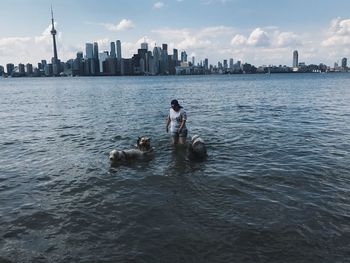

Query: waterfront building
left=235, top=60, right=242, bottom=70
left=18, top=64, right=25, bottom=75
left=0, top=66, right=4, bottom=75
left=104, top=57, right=117, bottom=75
left=147, top=52, right=155, bottom=75
left=192, top=57, right=195, bottom=66
left=26, top=63, right=33, bottom=75
left=50, top=7, right=61, bottom=76
left=141, top=42, right=148, bottom=51
left=176, top=61, right=191, bottom=75
left=41, top=60, right=47, bottom=69
left=136, top=47, right=148, bottom=74
left=173, top=49, right=178, bottom=64
left=153, top=46, right=161, bottom=75
left=168, top=54, right=176, bottom=75
left=160, top=44, right=168, bottom=74
left=293, top=50, right=299, bottom=69
left=72, top=52, right=84, bottom=76
left=110, top=42, right=116, bottom=58
left=76, top=52, right=83, bottom=60
left=181, top=51, right=187, bottom=62
left=116, top=40, right=122, bottom=60
left=99, top=51, right=109, bottom=73
left=122, top=58, right=133, bottom=75
left=93, top=42, right=100, bottom=74
left=229, top=58, right=234, bottom=70
left=85, top=43, right=94, bottom=59
left=37, top=62, right=43, bottom=71
left=223, top=59, right=228, bottom=70
left=44, top=64, right=53, bottom=76
left=6, top=63, right=14, bottom=75
left=334, top=62, right=339, bottom=71
left=204, top=58, right=209, bottom=70
left=341, top=57, right=347, bottom=69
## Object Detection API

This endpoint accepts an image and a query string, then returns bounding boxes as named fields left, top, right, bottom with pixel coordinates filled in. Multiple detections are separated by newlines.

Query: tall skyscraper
left=50, top=6, right=58, bottom=63
left=181, top=51, right=187, bottom=62
left=50, top=6, right=60, bottom=75
left=6, top=63, right=14, bottom=76
left=93, top=42, right=99, bottom=59
left=293, top=50, right=298, bottom=68
left=173, top=49, right=178, bottom=62
left=93, top=42, right=100, bottom=74
left=229, top=58, right=234, bottom=69
left=341, top=57, right=347, bottom=69
left=85, top=43, right=94, bottom=59
left=153, top=46, right=161, bottom=74
left=223, top=59, right=228, bottom=69
left=204, top=58, right=209, bottom=70
left=110, top=42, right=116, bottom=58
left=116, top=40, right=122, bottom=60
left=141, top=42, right=148, bottom=50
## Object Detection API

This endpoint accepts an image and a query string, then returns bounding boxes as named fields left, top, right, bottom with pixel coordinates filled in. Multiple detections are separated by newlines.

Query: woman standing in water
left=166, top=99, right=188, bottom=145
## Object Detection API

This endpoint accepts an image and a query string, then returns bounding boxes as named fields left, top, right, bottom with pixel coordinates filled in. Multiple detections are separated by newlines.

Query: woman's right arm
left=166, top=116, right=170, bottom=133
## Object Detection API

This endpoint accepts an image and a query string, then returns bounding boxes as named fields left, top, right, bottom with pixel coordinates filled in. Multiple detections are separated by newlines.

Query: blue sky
left=1, top=0, right=350, bottom=67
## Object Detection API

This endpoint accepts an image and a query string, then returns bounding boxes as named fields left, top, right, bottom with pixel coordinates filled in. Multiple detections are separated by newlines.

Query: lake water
left=1, top=73, right=350, bottom=262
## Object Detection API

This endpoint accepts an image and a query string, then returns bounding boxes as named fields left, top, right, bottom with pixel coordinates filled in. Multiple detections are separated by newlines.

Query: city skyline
left=1, top=0, right=350, bottom=67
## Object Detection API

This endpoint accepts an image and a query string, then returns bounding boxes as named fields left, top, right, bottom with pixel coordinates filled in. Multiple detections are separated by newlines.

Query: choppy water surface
left=1, top=74, right=350, bottom=262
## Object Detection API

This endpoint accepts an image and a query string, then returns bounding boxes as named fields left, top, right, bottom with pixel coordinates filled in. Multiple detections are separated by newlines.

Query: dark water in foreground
left=1, top=74, right=350, bottom=262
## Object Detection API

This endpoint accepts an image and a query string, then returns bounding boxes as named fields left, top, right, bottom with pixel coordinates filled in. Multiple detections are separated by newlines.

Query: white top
left=169, top=108, right=187, bottom=133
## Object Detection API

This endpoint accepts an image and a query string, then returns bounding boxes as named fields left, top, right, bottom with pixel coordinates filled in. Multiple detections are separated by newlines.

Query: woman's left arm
left=178, top=111, right=187, bottom=132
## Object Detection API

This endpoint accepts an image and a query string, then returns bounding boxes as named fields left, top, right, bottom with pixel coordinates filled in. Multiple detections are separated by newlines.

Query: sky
left=1, top=0, right=350, bottom=67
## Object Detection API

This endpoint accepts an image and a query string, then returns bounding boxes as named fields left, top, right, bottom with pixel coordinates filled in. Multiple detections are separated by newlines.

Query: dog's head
left=137, top=136, right=151, bottom=151
left=109, top=149, right=125, bottom=162
left=190, top=135, right=207, bottom=159
left=191, top=135, right=200, bottom=144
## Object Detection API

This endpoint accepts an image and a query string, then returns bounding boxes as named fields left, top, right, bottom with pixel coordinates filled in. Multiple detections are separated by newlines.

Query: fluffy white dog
left=109, top=149, right=148, bottom=162
left=109, top=136, right=153, bottom=164
left=189, top=135, right=207, bottom=159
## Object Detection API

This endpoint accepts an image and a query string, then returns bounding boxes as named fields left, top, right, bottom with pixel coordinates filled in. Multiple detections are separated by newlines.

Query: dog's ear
left=137, top=137, right=141, bottom=145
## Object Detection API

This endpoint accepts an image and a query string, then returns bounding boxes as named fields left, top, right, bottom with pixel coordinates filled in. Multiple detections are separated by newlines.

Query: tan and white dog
left=109, top=136, right=153, bottom=164
left=189, top=135, right=207, bottom=159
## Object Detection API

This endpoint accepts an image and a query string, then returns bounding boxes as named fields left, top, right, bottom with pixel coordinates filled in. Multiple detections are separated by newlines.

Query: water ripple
left=1, top=74, right=350, bottom=262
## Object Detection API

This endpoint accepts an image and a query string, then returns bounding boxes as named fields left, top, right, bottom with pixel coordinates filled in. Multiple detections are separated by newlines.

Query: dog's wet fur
left=109, top=136, right=153, bottom=164
left=136, top=136, right=151, bottom=151
left=188, top=135, right=207, bottom=159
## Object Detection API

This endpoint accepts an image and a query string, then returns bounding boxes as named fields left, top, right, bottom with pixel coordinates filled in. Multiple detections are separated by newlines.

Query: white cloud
left=152, top=27, right=214, bottom=52
left=101, top=19, right=134, bottom=31
left=274, top=31, right=301, bottom=47
left=231, top=34, right=247, bottom=46
left=122, top=36, right=158, bottom=58
left=0, top=24, right=72, bottom=66
left=0, top=28, right=52, bottom=65
left=227, top=27, right=307, bottom=65
left=153, top=2, right=165, bottom=9
left=247, top=28, right=270, bottom=47
left=230, top=27, right=301, bottom=48
left=322, top=18, right=350, bottom=46
left=95, top=38, right=110, bottom=51
left=198, top=26, right=236, bottom=38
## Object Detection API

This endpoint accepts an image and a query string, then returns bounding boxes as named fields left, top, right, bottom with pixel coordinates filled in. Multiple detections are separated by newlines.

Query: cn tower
left=50, top=6, right=58, bottom=62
